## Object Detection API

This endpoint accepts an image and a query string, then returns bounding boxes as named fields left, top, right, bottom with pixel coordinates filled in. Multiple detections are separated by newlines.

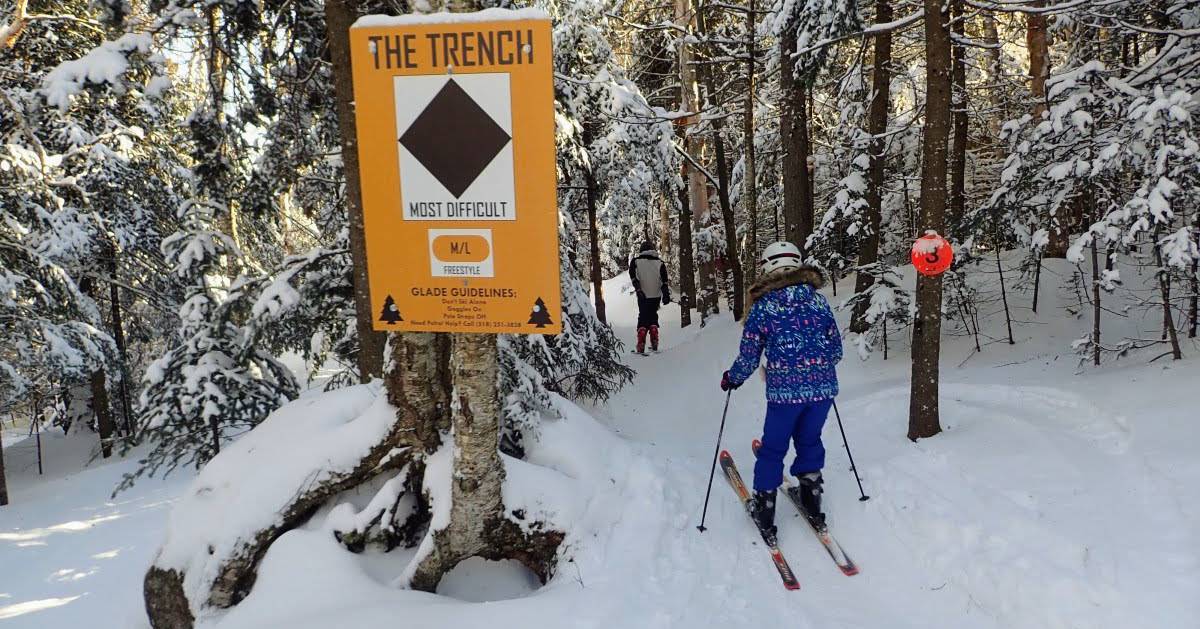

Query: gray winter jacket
left=629, top=250, right=669, bottom=299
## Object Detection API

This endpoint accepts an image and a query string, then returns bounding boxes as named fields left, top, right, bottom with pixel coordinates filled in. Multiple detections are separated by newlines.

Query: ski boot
left=635, top=327, right=648, bottom=354
left=748, top=489, right=778, bottom=546
left=649, top=325, right=660, bottom=352
left=792, top=472, right=826, bottom=530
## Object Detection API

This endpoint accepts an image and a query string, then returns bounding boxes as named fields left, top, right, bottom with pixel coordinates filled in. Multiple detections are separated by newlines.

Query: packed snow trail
left=1, top=269, right=1198, bottom=628
left=0, top=430, right=186, bottom=627
left=595, top=274, right=1200, bottom=629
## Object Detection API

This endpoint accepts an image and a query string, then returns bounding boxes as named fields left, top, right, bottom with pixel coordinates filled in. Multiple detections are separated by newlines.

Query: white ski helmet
left=759, top=241, right=803, bottom=275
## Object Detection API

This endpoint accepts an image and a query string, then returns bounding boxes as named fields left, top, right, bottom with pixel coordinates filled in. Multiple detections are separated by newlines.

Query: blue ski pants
left=752, top=399, right=833, bottom=492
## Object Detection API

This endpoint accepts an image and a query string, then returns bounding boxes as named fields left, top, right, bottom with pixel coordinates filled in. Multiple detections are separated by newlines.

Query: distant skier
left=629, top=240, right=671, bottom=354
left=719, top=241, right=843, bottom=542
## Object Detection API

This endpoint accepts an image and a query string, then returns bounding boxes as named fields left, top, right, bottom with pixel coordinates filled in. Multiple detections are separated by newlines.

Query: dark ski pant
left=753, top=399, right=833, bottom=492
left=636, top=296, right=661, bottom=329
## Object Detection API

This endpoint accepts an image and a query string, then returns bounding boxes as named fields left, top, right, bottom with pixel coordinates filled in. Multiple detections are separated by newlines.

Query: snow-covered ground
left=2, top=264, right=1198, bottom=628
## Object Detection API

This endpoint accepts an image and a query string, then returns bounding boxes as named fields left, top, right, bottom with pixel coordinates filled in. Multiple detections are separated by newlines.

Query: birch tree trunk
left=326, top=0, right=386, bottom=381
left=408, top=333, right=563, bottom=592
left=909, top=0, right=952, bottom=441
left=850, top=0, right=893, bottom=334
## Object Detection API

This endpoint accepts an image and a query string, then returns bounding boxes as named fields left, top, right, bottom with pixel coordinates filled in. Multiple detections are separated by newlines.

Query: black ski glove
left=661, top=289, right=672, bottom=305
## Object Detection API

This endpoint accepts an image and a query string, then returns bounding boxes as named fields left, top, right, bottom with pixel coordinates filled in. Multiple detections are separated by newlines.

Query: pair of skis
left=719, top=442, right=858, bottom=590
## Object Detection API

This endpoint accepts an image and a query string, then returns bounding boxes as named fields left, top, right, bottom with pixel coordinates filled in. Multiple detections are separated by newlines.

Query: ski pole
left=832, top=400, right=870, bottom=501
left=697, top=390, right=733, bottom=532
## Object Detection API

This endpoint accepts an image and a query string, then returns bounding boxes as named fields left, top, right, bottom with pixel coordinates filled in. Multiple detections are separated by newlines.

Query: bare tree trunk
left=677, top=172, right=697, bottom=328
left=326, top=0, right=385, bottom=381
left=1027, top=2, right=1049, bottom=117
left=673, top=10, right=697, bottom=329
left=695, top=0, right=744, bottom=320
left=80, top=277, right=115, bottom=458
left=712, top=124, right=744, bottom=319
left=948, top=0, right=968, bottom=230
left=850, top=0, right=893, bottom=334
left=1090, top=240, right=1102, bottom=366
left=743, top=0, right=758, bottom=287
left=909, top=0, right=952, bottom=442
left=997, top=245, right=1015, bottom=344
left=91, top=370, right=116, bottom=458
left=676, top=0, right=719, bottom=319
left=780, top=30, right=814, bottom=249
left=981, top=12, right=1004, bottom=149
left=585, top=171, right=606, bottom=323
left=659, top=195, right=674, bottom=263
left=1031, top=252, right=1043, bottom=313
left=203, top=6, right=241, bottom=255
left=0, top=427, right=8, bottom=506
left=108, top=264, right=135, bottom=437
left=1190, top=218, right=1198, bottom=338
left=1028, top=1, right=1070, bottom=260
left=1152, top=226, right=1183, bottom=359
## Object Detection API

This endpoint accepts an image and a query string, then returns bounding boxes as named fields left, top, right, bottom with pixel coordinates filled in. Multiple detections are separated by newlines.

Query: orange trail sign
left=350, top=11, right=561, bottom=334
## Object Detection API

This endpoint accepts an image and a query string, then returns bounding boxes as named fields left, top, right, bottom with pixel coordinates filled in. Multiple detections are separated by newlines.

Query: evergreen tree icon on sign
left=528, top=297, right=553, bottom=328
left=379, top=295, right=403, bottom=325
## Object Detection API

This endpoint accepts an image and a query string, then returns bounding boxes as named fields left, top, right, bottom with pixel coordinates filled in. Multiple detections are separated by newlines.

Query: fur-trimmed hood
left=747, top=264, right=826, bottom=307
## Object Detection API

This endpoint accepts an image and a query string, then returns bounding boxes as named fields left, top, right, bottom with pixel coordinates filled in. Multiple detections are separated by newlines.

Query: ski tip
left=784, top=581, right=801, bottom=591
left=752, top=438, right=761, bottom=449
left=841, top=565, right=860, bottom=576
left=719, top=450, right=733, bottom=460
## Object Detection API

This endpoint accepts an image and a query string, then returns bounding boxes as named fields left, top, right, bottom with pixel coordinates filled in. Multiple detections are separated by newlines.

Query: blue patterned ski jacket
left=726, top=266, right=843, bottom=403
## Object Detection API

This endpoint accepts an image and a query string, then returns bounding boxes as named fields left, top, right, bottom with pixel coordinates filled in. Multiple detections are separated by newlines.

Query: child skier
left=720, top=241, right=843, bottom=543
left=629, top=241, right=671, bottom=354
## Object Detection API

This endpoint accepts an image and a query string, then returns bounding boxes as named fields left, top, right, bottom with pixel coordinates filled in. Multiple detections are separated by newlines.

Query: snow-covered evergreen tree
left=126, top=197, right=299, bottom=487
left=1, top=0, right=181, bottom=421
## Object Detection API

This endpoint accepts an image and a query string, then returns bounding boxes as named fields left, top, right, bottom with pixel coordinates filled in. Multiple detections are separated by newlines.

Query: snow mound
left=152, top=382, right=391, bottom=617
left=202, top=393, right=647, bottom=628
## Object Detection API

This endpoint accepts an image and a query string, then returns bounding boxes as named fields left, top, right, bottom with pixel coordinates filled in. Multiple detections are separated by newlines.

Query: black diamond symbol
left=400, top=79, right=511, bottom=198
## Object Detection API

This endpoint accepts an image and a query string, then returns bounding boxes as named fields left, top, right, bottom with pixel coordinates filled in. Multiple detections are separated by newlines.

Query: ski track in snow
left=1, top=271, right=1198, bottom=628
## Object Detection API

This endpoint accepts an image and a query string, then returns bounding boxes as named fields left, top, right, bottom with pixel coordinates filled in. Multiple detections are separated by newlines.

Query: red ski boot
left=649, top=325, right=660, bottom=352
left=635, top=327, right=648, bottom=354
